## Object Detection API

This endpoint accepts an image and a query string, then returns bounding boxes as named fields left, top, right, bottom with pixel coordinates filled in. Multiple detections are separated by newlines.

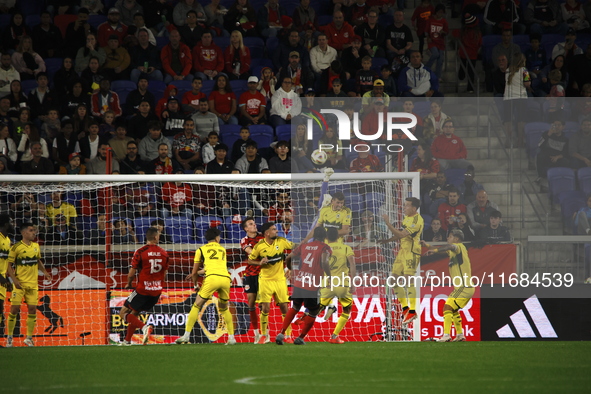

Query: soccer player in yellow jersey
left=0, top=215, right=19, bottom=336
left=320, top=227, right=356, bottom=344
left=6, top=223, right=52, bottom=347
left=302, top=192, right=352, bottom=243
left=422, top=229, right=474, bottom=342
left=176, top=227, right=236, bottom=345
left=249, top=222, right=294, bottom=344
left=382, top=197, right=424, bottom=325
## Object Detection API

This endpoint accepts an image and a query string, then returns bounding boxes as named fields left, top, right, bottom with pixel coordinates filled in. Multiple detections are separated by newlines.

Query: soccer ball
left=311, top=149, right=327, bottom=165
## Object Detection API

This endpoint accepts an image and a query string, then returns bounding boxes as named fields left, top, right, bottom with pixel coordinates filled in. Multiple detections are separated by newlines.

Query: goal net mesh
left=0, top=176, right=417, bottom=346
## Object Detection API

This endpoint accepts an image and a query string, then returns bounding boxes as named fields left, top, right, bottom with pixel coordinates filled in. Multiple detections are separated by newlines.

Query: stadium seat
left=374, top=150, right=387, bottom=169
left=371, top=57, right=389, bottom=72
left=20, top=80, right=38, bottom=95
left=213, top=37, right=230, bottom=51
left=564, top=121, right=579, bottom=140
left=201, top=80, right=215, bottom=96
left=317, top=15, right=333, bottom=27
left=156, top=37, right=168, bottom=50
left=275, top=124, right=292, bottom=142
left=165, top=216, right=195, bottom=243
left=559, top=194, right=586, bottom=233
left=230, top=79, right=248, bottom=97
left=219, top=124, right=242, bottom=148
left=556, top=190, right=585, bottom=206
left=244, top=37, right=265, bottom=58
left=578, top=167, right=591, bottom=196
left=54, top=14, right=78, bottom=37
left=344, top=192, right=363, bottom=212
left=378, top=14, right=394, bottom=27
left=17, top=0, right=46, bottom=16
left=147, top=80, right=166, bottom=99
left=25, top=15, right=41, bottom=28
left=365, top=192, right=385, bottom=214
left=445, top=168, right=465, bottom=188
left=0, top=14, right=10, bottom=29
left=224, top=216, right=243, bottom=244
left=249, top=125, right=274, bottom=147
left=88, top=15, right=107, bottom=30
left=134, top=217, right=159, bottom=243
left=46, top=58, right=64, bottom=85
left=282, top=0, right=301, bottom=16
left=525, top=122, right=550, bottom=159
left=547, top=167, right=576, bottom=204
left=513, top=35, right=530, bottom=53
left=482, top=35, right=502, bottom=64
left=194, top=216, right=224, bottom=243
left=422, top=214, right=433, bottom=229
left=413, top=101, right=431, bottom=118
left=170, top=80, right=193, bottom=98
left=265, top=36, right=279, bottom=55
left=111, top=81, right=137, bottom=106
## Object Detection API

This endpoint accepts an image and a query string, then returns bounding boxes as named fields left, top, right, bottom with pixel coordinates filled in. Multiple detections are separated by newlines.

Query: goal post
left=0, top=172, right=421, bottom=345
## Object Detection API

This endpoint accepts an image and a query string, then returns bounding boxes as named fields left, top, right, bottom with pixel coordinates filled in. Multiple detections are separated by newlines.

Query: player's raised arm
left=382, top=214, right=410, bottom=240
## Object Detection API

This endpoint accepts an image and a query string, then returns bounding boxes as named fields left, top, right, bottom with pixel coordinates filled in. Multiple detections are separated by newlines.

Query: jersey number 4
left=302, top=253, right=314, bottom=267
left=149, top=259, right=163, bottom=274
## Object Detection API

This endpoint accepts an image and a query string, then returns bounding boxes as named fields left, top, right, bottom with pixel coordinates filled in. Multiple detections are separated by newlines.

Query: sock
left=260, top=312, right=269, bottom=335
left=281, top=308, right=298, bottom=335
left=7, top=313, right=16, bottom=336
left=185, top=304, right=202, bottom=334
left=126, top=314, right=145, bottom=330
left=283, top=314, right=292, bottom=336
left=333, top=312, right=350, bottom=337
left=443, top=310, right=453, bottom=335
left=27, top=314, right=36, bottom=337
left=248, top=307, right=258, bottom=330
left=219, top=308, right=234, bottom=336
left=407, top=284, right=416, bottom=312
left=299, top=315, right=316, bottom=339
left=393, top=286, right=408, bottom=309
left=453, top=311, right=463, bottom=335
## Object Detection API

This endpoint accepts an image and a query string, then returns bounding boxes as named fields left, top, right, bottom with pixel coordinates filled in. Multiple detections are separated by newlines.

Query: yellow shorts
left=445, top=287, right=475, bottom=310
left=10, top=285, right=38, bottom=306
left=257, top=279, right=289, bottom=304
left=392, top=250, right=419, bottom=276
left=198, top=275, right=231, bottom=302
left=320, top=286, right=353, bottom=308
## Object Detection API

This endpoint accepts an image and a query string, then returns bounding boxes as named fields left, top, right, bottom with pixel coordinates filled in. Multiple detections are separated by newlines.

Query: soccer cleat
left=226, top=335, right=236, bottom=345
left=142, top=324, right=153, bottom=345
left=254, top=331, right=261, bottom=344
left=175, top=333, right=190, bottom=344
left=284, top=336, right=294, bottom=344
left=402, top=311, right=417, bottom=326
left=24, top=337, right=34, bottom=347
left=5, top=336, right=13, bottom=348
left=328, top=337, right=345, bottom=344
left=452, top=334, right=466, bottom=342
left=257, top=334, right=268, bottom=344
left=294, top=337, right=305, bottom=345
left=119, top=340, right=132, bottom=346
left=437, top=334, right=452, bottom=342
left=275, top=333, right=285, bottom=345
left=264, top=335, right=271, bottom=344
left=324, top=306, right=337, bottom=321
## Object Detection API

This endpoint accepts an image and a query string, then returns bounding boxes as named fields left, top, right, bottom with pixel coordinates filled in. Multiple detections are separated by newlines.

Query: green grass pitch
left=4, top=342, right=591, bottom=393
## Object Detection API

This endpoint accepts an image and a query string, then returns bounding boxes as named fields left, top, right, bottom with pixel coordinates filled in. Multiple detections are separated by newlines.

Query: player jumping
left=120, top=227, right=169, bottom=346
left=422, top=229, right=473, bottom=342
left=240, top=217, right=264, bottom=343
left=276, top=227, right=332, bottom=345
left=177, top=227, right=236, bottom=345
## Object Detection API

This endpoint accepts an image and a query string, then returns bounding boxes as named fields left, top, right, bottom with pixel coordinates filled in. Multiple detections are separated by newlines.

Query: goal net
left=0, top=172, right=419, bottom=346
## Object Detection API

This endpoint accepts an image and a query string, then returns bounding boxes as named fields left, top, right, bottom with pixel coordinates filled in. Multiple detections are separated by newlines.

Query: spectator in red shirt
left=192, top=30, right=224, bottom=81
left=208, top=74, right=238, bottom=127
left=349, top=144, right=383, bottom=172
left=321, top=10, right=355, bottom=52
left=224, top=30, right=251, bottom=80
left=182, top=77, right=208, bottom=114
left=257, top=0, right=287, bottom=38
left=410, top=142, right=440, bottom=190
left=346, top=0, right=370, bottom=28
left=431, top=119, right=472, bottom=170
left=161, top=181, right=194, bottom=217
left=437, top=187, right=467, bottom=231
left=98, top=8, right=128, bottom=48
left=412, top=0, right=435, bottom=55
left=425, top=4, right=448, bottom=80
left=459, top=13, right=482, bottom=94
left=239, top=76, right=267, bottom=126
left=91, top=79, right=122, bottom=120
left=161, top=29, right=193, bottom=84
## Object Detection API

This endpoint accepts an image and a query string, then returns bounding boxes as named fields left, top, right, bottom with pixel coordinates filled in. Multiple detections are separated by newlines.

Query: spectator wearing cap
left=115, top=0, right=144, bottom=26
left=91, top=79, right=123, bottom=119
left=318, top=60, right=348, bottom=96
left=224, top=30, right=251, bottom=81
left=206, top=143, right=234, bottom=174
left=191, top=100, right=220, bottom=143
left=192, top=30, right=224, bottom=81
left=173, top=118, right=201, bottom=170
left=483, top=0, right=525, bottom=36
left=86, top=142, right=121, bottom=174
left=276, top=51, right=314, bottom=95
left=138, top=121, right=172, bottom=161
left=321, top=10, right=355, bottom=52
left=459, top=14, right=482, bottom=94
left=355, top=8, right=386, bottom=58
left=385, top=10, right=413, bottom=64
left=425, top=4, right=448, bottom=80
left=341, top=35, right=369, bottom=81
left=234, top=140, right=269, bottom=174
left=345, top=0, right=370, bottom=28
left=129, top=28, right=163, bottom=83
left=161, top=96, right=186, bottom=137
left=178, top=10, right=205, bottom=49
left=59, top=152, right=87, bottom=175
left=431, top=119, right=472, bottom=170
left=125, top=76, right=156, bottom=116
left=257, top=0, right=288, bottom=38
left=552, top=28, right=583, bottom=63
left=525, top=0, right=569, bottom=37
left=310, top=34, right=337, bottom=80
left=21, top=141, right=55, bottom=174
left=161, top=29, right=193, bottom=84
left=269, top=140, right=291, bottom=173
left=398, top=51, right=443, bottom=98
left=277, top=15, right=295, bottom=45
left=98, top=7, right=129, bottom=48
left=302, top=87, right=316, bottom=111
left=239, top=76, right=267, bottom=126
left=102, top=34, right=131, bottom=81
left=273, top=29, right=311, bottom=70
left=269, top=76, right=302, bottom=128
left=361, top=79, right=390, bottom=114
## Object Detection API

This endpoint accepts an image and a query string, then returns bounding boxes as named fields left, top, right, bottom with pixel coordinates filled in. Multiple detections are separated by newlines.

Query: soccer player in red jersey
left=120, top=227, right=169, bottom=346
left=240, top=217, right=264, bottom=343
left=276, top=227, right=332, bottom=345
